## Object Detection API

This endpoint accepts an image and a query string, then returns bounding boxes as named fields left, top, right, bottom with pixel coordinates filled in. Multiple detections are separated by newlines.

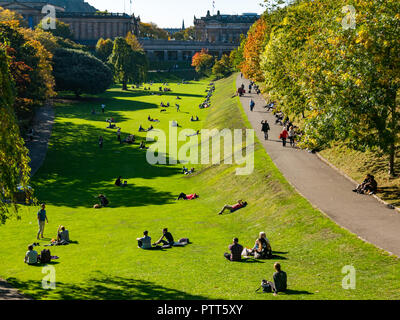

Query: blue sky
left=86, top=0, right=266, bottom=28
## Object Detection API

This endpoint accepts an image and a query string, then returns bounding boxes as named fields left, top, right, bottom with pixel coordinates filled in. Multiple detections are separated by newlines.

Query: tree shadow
left=6, top=272, right=209, bottom=300
left=31, top=121, right=180, bottom=208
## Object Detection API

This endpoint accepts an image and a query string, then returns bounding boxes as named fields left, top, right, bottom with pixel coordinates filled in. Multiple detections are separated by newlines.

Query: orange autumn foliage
left=240, top=17, right=269, bottom=82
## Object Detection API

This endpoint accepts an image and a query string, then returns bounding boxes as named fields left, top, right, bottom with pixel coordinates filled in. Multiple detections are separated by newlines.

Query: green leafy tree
left=109, top=37, right=148, bottom=90
left=139, top=22, right=169, bottom=39
left=191, top=49, right=214, bottom=76
left=0, top=47, right=31, bottom=224
left=212, top=54, right=232, bottom=79
left=95, top=37, right=114, bottom=62
left=37, top=19, right=74, bottom=39
left=52, top=48, right=113, bottom=97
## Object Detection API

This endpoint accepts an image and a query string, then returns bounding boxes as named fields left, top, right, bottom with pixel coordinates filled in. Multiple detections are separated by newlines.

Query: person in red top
left=177, top=192, right=199, bottom=200
left=218, top=200, right=247, bottom=215
left=279, top=127, right=289, bottom=147
left=224, top=238, right=244, bottom=262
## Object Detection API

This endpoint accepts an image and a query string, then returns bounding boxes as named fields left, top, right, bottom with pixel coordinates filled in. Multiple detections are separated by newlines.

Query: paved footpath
left=25, top=103, right=55, bottom=177
left=237, top=74, right=400, bottom=257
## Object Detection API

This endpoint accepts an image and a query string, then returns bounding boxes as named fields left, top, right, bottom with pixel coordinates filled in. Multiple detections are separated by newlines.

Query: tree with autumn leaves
left=191, top=49, right=214, bottom=76
left=0, top=46, right=31, bottom=224
left=237, top=0, right=400, bottom=177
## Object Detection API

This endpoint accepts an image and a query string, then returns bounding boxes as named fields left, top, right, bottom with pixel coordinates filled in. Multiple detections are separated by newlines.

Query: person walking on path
left=37, top=203, right=48, bottom=240
left=99, top=136, right=103, bottom=148
left=288, top=126, right=296, bottom=147
left=279, top=127, right=289, bottom=147
left=261, top=120, right=270, bottom=140
left=101, top=104, right=105, bottom=114
left=250, top=99, right=255, bottom=112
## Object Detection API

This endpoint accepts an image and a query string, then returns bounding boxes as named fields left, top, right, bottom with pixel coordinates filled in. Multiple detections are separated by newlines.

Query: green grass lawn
left=1, top=75, right=400, bottom=300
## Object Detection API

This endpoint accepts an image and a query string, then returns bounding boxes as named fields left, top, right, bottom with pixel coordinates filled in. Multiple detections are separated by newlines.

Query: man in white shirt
left=24, top=245, right=38, bottom=265
left=137, top=231, right=152, bottom=249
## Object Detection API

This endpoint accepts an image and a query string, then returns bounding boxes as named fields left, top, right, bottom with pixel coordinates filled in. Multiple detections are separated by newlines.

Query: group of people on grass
left=199, top=83, right=214, bottom=109
left=136, top=228, right=189, bottom=249
left=25, top=204, right=71, bottom=265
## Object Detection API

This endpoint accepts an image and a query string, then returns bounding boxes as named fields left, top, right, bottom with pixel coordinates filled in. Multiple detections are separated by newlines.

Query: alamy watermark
left=341, top=265, right=356, bottom=289
left=41, top=4, right=56, bottom=30
left=145, top=124, right=255, bottom=175
left=42, top=265, right=56, bottom=290
left=341, top=5, right=356, bottom=30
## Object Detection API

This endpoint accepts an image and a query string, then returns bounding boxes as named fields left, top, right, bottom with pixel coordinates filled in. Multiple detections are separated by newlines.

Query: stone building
left=194, top=10, right=260, bottom=44
left=0, top=1, right=140, bottom=46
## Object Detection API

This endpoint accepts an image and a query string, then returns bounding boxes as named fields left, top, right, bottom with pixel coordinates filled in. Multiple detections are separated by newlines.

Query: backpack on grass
left=40, top=249, right=51, bottom=263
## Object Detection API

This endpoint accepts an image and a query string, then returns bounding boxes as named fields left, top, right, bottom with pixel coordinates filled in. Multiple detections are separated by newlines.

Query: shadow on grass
left=377, top=187, right=400, bottom=207
left=31, top=121, right=180, bottom=208
left=282, top=289, right=313, bottom=295
left=7, top=272, right=208, bottom=300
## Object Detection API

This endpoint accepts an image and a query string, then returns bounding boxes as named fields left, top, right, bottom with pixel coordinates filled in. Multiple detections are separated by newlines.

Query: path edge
left=315, top=152, right=400, bottom=214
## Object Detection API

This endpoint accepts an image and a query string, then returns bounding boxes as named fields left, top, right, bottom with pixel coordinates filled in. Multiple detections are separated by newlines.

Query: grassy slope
left=0, top=75, right=400, bottom=300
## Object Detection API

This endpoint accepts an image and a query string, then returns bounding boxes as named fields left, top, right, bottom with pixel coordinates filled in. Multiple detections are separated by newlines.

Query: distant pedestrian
left=101, top=104, right=105, bottom=113
left=261, top=120, right=270, bottom=140
left=288, top=126, right=295, bottom=147
left=117, top=128, right=121, bottom=143
left=99, top=136, right=103, bottom=148
left=279, top=128, right=288, bottom=147
left=176, top=104, right=180, bottom=112
left=37, top=203, right=48, bottom=240
left=250, top=99, right=255, bottom=112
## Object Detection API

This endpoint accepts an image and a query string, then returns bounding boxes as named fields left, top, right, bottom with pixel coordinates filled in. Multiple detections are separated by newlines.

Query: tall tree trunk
left=122, top=76, right=128, bottom=91
left=389, top=142, right=396, bottom=177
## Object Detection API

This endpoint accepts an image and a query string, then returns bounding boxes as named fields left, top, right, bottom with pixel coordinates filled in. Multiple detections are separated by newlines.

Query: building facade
left=0, top=1, right=140, bottom=46
left=194, top=10, right=259, bottom=44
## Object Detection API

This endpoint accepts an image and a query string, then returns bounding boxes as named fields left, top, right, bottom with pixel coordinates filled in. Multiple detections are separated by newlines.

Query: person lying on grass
left=153, top=228, right=174, bottom=247
left=224, top=237, right=243, bottom=262
left=218, top=200, right=247, bottom=215
left=137, top=230, right=152, bottom=249
left=176, top=192, right=199, bottom=200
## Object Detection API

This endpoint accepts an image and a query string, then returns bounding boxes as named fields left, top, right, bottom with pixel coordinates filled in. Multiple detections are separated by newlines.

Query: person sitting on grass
left=96, top=194, right=109, bottom=208
left=177, top=192, right=199, bottom=200
left=266, top=263, right=287, bottom=295
left=56, top=225, right=70, bottom=244
left=244, top=232, right=272, bottom=259
left=115, top=176, right=122, bottom=186
left=218, top=200, right=247, bottom=215
left=148, top=125, right=154, bottom=131
left=153, top=228, right=174, bottom=247
left=24, top=245, right=38, bottom=265
left=139, top=125, right=145, bottom=132
left=224, top=237, right=243, bottom=262
left=123, top=135, right=135, bottom=144
left=137, top=230, right=152, bottom=249
left=139, top=141, right=147, bottom=149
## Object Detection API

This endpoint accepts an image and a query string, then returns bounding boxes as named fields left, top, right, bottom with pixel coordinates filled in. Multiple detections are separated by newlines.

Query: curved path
left=237, top=74, right=400, bottom=257
left=25, top=102, right=55, bottom=177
